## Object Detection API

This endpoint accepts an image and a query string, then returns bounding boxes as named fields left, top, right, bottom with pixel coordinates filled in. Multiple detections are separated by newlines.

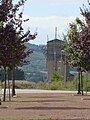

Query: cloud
left=48, top=0, right=86, bottom=5
left=49, top=0, right=72, bottom=4
left=23, top=15, right=78, bottom=45
left=23, top=15, right=76, bottom=31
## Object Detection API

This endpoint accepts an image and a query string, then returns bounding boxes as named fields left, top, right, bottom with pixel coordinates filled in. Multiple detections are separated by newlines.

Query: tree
left=0, top=0, right=37, bottom=101
left=63, top=18, right=86, bottom=95
left=64, top=1, right=90, bottom=94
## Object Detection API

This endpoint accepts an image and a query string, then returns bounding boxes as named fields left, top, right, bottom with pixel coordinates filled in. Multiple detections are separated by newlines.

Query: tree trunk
left=77, top=71, right=81, bottom=94
left=12, top=65, right=16, bottom=97
left=3, top=67, right=7, bottom=101
left=85, top=71, right=88, bottom=95
left=81, top=71, right=84, bottom=95
left=7, top=68, right=11, bottom=101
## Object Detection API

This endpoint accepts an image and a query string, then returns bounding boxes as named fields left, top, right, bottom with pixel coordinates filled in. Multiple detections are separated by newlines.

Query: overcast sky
left=15, top=0, right=88, bottom=45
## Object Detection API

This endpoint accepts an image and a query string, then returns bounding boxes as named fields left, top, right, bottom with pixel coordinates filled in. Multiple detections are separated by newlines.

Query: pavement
left=0, top=89, right=90, bottom=95
left=0, top=89, right=78, bottom=94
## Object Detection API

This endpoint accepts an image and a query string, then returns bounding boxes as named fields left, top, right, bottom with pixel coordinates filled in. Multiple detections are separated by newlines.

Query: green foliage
left=64, top=15, right=90, bottom=72
left=63, top=15, right=90, bottom=94
left=3, top=74, right=90, bottom=91
left=49, top=81, right=63, bottom=90
left=0, top=117, right=52, bottom=120
left=37, top=81, right=76, bottom=90
left=36, top=81, right=63, bottom=90
left=63, top=18, right=83, bottom=67
left=35, top=82, right=50, bottom=90
left=15, top=81, right=36, bottom=89
left=22, top=43, right=47, bottom=82
left=51, top=72, right=60, bottom=82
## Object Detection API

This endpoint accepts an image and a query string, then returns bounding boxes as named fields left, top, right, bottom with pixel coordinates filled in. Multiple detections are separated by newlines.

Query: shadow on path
left=10, top=99, right=67, bottom=102
left=15, top=106, right=90, bottom=110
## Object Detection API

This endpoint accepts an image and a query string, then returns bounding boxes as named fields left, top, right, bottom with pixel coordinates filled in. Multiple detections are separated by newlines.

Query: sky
left=15, top=0, right=88, bottom=45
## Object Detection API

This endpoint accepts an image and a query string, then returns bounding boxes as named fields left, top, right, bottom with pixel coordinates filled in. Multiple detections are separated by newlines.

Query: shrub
left=51, top=72, right=60, bottom=82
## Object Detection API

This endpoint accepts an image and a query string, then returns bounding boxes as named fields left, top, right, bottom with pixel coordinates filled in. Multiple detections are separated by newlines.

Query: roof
left=47, top=39, right=63, bottom=43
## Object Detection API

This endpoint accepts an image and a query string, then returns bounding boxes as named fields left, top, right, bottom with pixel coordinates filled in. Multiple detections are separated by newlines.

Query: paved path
left=16, top=89, right=78, bottom=94
left=1, top=89, right=90, bottom=95
left=0, top=89, right=81, bottom=94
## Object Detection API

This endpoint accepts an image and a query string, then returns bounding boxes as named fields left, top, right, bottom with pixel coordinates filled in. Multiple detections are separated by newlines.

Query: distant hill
left=22, top=43, right=47, bottom=82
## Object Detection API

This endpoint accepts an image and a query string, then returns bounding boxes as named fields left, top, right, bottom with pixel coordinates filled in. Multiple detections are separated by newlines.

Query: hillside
left=22, top=43, right=47, bottom=82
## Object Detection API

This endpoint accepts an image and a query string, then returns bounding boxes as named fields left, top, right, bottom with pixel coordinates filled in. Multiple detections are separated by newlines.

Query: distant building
left=47, top=39, right=69, bottom=81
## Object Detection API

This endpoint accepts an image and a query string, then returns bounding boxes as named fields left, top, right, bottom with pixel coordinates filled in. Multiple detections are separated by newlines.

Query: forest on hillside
left=22, top=43, right=48, bottom=82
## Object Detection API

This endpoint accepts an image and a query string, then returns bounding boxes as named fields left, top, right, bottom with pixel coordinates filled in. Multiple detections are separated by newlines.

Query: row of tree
left=64, top=1, right=90, bottom=95
left=0, top=0, right=37, bottom=101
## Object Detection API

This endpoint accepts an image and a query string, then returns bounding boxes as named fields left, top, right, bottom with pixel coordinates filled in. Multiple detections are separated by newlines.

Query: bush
left=36, top=82, right=50, bottom=90
left=51, top=72, right=60, bottom=82
left=15, top=81, right=36, bottom=89
left=49, top=81, right=63, bottom=90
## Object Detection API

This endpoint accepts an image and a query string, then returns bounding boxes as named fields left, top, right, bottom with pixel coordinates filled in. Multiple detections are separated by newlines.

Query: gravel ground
left=0, top=92, right=90, bottom=120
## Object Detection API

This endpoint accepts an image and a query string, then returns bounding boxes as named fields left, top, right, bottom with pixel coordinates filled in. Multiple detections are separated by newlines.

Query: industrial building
left=47, top=39, right=69, bottom=83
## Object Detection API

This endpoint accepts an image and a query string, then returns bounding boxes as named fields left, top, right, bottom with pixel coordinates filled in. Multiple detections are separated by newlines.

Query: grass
left=0, top=117, right=52, bottom=120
